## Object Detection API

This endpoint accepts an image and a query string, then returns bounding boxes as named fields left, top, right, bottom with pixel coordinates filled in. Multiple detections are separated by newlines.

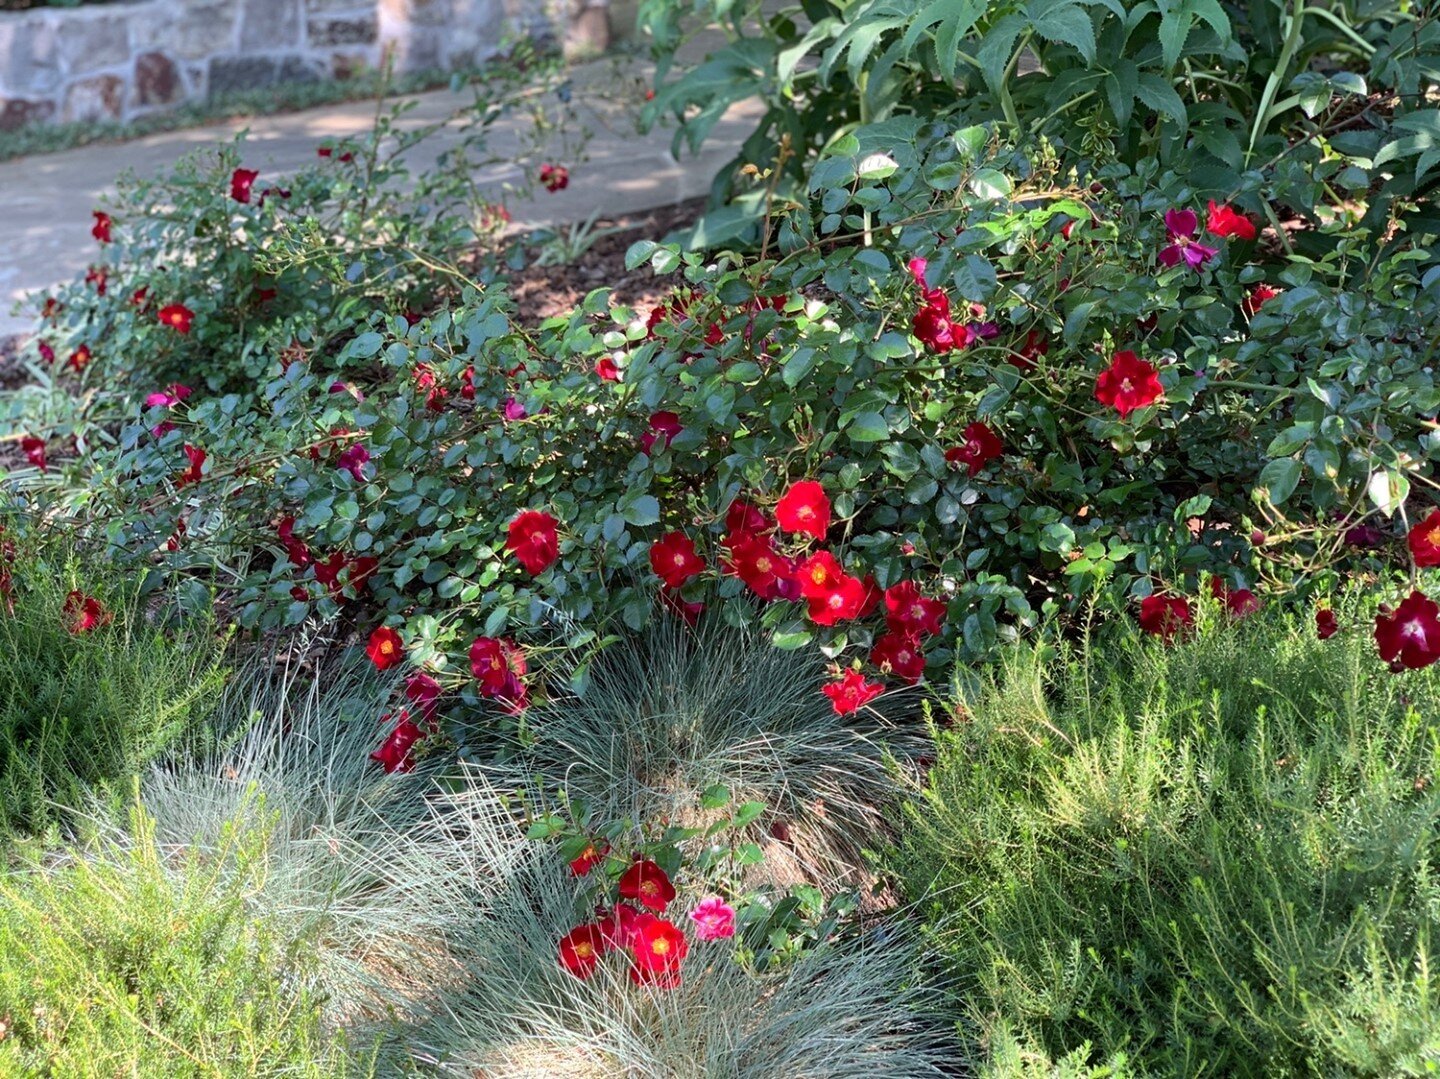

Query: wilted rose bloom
left=230, top=167, right=259, bottom=204
left=1158, top=208, right=1218, bottom=270
left=20, top=436, right=46, bottom=471
left=336, top=444, right=370, bottom=482
left=176, top=444, right=206, bottom=487
left=369, top=710, right=424, bottom=773
left=689, top=896, right=736, bottom=941
left=404, top=671, right=442, bottom=724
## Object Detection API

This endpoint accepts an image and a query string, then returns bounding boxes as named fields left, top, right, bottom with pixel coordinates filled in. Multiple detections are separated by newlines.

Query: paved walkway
left=0, top=53, right=762, bottom=341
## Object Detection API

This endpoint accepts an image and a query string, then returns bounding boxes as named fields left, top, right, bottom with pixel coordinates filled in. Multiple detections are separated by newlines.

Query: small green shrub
left=0, top=800, right=368, bottom=1076
left=0, top=542, right=226, bottom=837
left=889, top=594, right=1440, bottom=1075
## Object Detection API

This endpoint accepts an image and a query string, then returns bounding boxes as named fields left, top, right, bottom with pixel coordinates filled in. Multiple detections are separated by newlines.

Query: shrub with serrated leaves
left=639, top=0, right=1439, bottom=250
left=887, top=593, right=1440, bottom=1075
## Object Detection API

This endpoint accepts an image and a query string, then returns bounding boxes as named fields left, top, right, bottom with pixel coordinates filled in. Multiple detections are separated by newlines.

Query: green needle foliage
left=0, top=798, right=370, bottom=1076
left=890, top=594, right=1440, bottom=1077
left=0, top=547, right=226, bottom=838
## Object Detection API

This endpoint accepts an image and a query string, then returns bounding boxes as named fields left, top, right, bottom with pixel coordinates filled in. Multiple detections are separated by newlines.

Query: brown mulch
left=505, top=197, right=703, bottom=325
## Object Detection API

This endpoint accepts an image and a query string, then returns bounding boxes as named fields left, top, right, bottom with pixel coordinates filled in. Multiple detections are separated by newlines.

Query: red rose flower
left=725, top=498, right=772, bottom=536
left=336, top=444, right=370, bottom=482
left=558, top=923, right=607, bottom=979
left=1210, top=577, right=1261, bottom=618
left=661, top=589, right=705, bottom=626
left=775, top=479, right=830, bottom=539
left=469, top=636, right=527, bottom=701
left=725, top=533, right=791, bottom=600
left=230, top=168, right=259, bottom=204
left=1407, top=508, right=1440, bottom=568
left=63, top=590, right=112, bottom=635
left=870, top=631, right=925, bottom=683
left=20, top=436, right=46, bottom=471
left=313, top=551, right=349, bottom=596
left=177, top=443, right=206, bottom=487
left=617, top=859, right=676, bottom=913
left=85, top=265, right=107, bottom=296
left=595, top=356, right=621, bottom=382
left=68, top=345, right=92, bottom=372
left=796, top=551, right=846, bottom=598
left=538, top=163, right=569, bottom=192
left=91, top=211, right=112, bottom=244
left=1095, top=350, right=1163, bottom=417
left=370, top=711, right=425, bottom=773
left=649, top=531, right=705, bottom=589
left=945, top=421, right=1003, bottom=477
left=277, top=516, right=311, bottom=569
left=640, top=411, right=682, bottom=455
left=1205, top=200, right=1257, bottom=240
left=568, top=841, right=611, bottom=877
left=506, top=510, right=560, bottom=574
left=158, top=304, right=194, bottom=334
left=884, top=580, right=947, bottom=637
left=823, top=669, right=884, bottom=715
left=404, top=671, right=442, bottom=723
left=1158, top=208, right=1218, bottom=270
left=1316, top=607, right=1339, bottom=640
left=1375, top=590, right=1440, bottom=671
left=808, top=575, right=867, bottom=626
left=597, top=903, right=647, bottom=951
left=1242, top=283, right=1281, bottom=317
left=629, top=915, right=688, bottom=987
left=1138, top=593, right=1192, bottom=642
left=37, top=340, right=55, bottom=364
left=366, top=625, right=404, bottom=671
left=1011, top=329, right=1048, bottom=372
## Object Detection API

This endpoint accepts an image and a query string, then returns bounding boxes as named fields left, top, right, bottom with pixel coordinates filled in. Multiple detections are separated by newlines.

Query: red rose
left=1375, top=590, right=1440, bottom=671
left=945, top=421, right=1003, bottom=477
left=506, top=510, right=560, bottom=575
left=1095, top=350, right=1163, bottom=417
left=724, top=533, right=792, bottom=600
left=369, top=711, right=424, bottom=773
left=649, top=531, right=705, bottom=589
left=1138, top=593, right=1192, bottom=642
left=870, top=631, right=925, bottom=683
left=469, top=636, right=527, bottom=701
left=20, top=436, right=46, bottom=471
left=568, top=841, right=610, bottom=877
left=404, top=671, right=442, bottom=723
left=1407, top=508, right=1440, bottom=568
left=558, top=923, right=607, bottom=979
left=85, top=265, right=107, bottom=296
left=63, top=590, right=112, bottom=635
left=1210, top=577, right=1261, bottom=619
left=1316, top=607, right=1339, bottom=641
left=230, top=168, right=259, bottom=204
left=1011, top=329, right=1048, bottom=372
left=176, top=444, right=206, bottom=487
left=617, top=859, right=676, bottom=913
left=91, top=211, right=112, bottom=244
left=640, top=411, right=682, bottom=455
left=158, top=304, right=195, bottom=335
left=336, top=443, right=370, bottom=482
left=1205, top=200, right=1257, bottom=240
left=538, top=163, right=569, bottom=192
left=68, top=345, right=92, bottom=372
left=1242, top=283, right=1281, bottom=317
left=725, top=498, right=772, bottom=536
left=595, top=356, right=621, bottom=382
left=629, top=915, right=688, bottom=987
left=884, top=580, right=947, bottom=637
left=775, top=479, right=831, bottom=539
left=797, top=552, right=866, bottom=626
left=277, top=516, right=311, bottom=569
left=823, top=669, right=884, bottom=715
left=366, top=626, right=404, bottom=671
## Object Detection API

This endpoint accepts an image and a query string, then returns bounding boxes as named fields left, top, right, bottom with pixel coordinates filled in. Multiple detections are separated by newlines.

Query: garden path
left=0, top=53, right=763, bottom=342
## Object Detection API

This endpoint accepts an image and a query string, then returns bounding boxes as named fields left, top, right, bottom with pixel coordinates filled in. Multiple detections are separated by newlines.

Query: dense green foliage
left=890, top=595, right=1440, bottom=1075
left=0, top=541, right=225, bottom=836
left=0, top=802, right=368, bottom=1076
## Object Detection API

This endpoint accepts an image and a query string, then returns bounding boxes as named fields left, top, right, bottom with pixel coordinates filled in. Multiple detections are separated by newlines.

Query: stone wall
left=0, top=0, right=549, bottom=131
